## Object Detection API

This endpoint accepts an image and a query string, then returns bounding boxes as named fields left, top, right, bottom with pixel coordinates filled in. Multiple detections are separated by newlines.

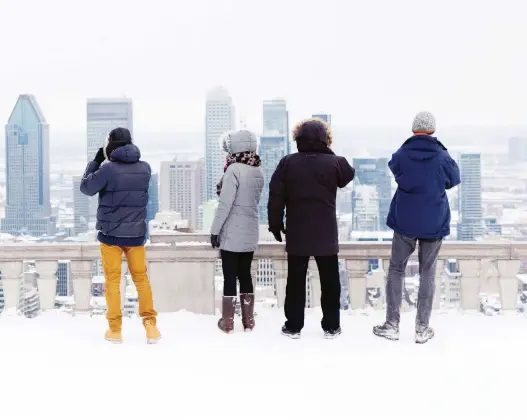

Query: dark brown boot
left=218, top=296, right=236, bottom=334
left=240, top=293, right=255, bottom=332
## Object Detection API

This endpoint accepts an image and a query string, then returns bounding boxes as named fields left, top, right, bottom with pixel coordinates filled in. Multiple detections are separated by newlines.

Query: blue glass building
left=258, top=135, right=289, bottom=224
left=263, top=99, right=289, bottom=154
left=2, top=95, right=54, bottom=236
left=146, top=173, right=159, bottom=239
left=352, top=158, right=392, bottom=231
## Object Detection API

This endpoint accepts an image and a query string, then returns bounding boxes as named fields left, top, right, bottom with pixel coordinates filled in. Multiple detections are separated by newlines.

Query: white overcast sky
left=0, top=0, right=526, bottom=133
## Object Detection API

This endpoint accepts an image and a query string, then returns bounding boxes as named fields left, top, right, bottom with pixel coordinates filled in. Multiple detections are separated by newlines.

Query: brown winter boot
left=218, top=296, right=236, bottom=334
left=240, top=293, right=255, bottom=332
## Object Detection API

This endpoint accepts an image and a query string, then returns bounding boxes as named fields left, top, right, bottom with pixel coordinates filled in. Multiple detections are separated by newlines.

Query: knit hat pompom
left=412, top=111, right=436, bottom=134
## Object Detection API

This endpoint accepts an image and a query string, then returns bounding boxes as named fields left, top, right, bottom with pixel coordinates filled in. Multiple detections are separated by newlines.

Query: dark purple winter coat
left=267, top=134, right=355, bottom=256
left=80, top=143, right=151, bottom=242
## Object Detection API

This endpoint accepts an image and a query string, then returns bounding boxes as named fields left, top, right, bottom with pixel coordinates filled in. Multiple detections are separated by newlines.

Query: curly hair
left=292, top=117, right=332, bottom=146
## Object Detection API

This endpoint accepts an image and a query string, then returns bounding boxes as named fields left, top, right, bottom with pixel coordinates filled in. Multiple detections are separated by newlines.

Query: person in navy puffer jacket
left=374, top=112, right=460, bottom=345
left=80, top=127, right=160, bottom=345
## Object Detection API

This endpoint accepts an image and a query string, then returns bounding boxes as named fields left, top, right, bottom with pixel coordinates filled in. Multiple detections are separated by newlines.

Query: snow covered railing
left=0, top=241, right=524, bottom=316
left=257, top=241, right=523, bottom=311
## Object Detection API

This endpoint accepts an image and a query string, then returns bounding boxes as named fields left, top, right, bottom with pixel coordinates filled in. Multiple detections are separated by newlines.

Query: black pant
left=284, top=254, right=341, bottom=332
left=221, top=250, right=254, bottom=297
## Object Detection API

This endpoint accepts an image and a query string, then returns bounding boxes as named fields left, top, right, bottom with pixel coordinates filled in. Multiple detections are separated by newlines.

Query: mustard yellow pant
left=100, top=243, right=157, bottom=332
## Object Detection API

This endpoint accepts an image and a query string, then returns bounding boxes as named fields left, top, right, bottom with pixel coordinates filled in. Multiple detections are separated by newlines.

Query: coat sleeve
left=80, top=161, right=110, bottom=197
left=336, top=156, right=355, bottom=188
left=210, top=167, right=239, bottom=235
left=267, top=157, right=287, bottom=232
left=388, top=152, right=400, bottom=177
left=443, top=153, right=461, bottom=190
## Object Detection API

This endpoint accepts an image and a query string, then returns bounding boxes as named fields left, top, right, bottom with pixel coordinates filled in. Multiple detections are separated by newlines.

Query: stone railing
left=0, top=240, right=525, bottom=315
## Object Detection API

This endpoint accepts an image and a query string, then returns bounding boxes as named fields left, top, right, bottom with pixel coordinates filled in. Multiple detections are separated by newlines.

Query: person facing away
left=80, top=127, right=161, bottom=344
left=267, top=118, right=355, bottom=339
left=373, top=111, right=460, bottom=344
left=210, top=130, right=264, bottom=334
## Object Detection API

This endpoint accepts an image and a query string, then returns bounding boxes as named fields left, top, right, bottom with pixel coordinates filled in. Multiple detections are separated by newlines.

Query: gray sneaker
left=415, top=325, right=435, bottom=344
left=373, top=322, right=400, bottom=341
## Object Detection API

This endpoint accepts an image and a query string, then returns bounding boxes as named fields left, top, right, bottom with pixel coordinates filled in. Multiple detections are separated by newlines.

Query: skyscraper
left=72, top=175, right=89, bottom=235
left=86, top=98, right=133, bottom=163
left=457, top=153, right=483, bottom=241
left=160, top=158, right=204, bottom=230
left=258, top=134, right=289, bottom=224
left=351, top=185, right=380, bottom=231
left=352, top=158, right=391, bottom=231
left=2, top=95, right=54, bottom=236
left=312, top=113, right=332, bottom=128
left=75, top=98, right=134, bottom=235
left=263, top=99, right=289, bottom=153
left=205, top=87, right=235, bottom=201
left=146, top=173, right=159, bottom=239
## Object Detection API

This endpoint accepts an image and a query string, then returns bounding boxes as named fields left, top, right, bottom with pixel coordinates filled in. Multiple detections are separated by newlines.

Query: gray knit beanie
left=412, top=111, right=436, bottom=134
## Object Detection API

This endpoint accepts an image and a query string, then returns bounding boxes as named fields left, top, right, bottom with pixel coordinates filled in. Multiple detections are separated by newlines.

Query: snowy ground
left=1, top=309, right=526, bottom=420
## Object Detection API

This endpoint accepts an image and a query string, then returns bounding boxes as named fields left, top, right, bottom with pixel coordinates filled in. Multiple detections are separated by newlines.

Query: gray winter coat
left=210, top=130, right=264, bottom=252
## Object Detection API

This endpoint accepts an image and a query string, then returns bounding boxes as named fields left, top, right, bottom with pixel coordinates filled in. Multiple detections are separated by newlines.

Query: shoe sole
left=105, top=338, right=123, bottom=344
left=324, top=332, right=342, bottom=340
left=147, top=337, right=161, bottom=344
left=281, top=331, right=301, bottom=339
left=415, top=332, right=435, bottom=344
left=373, top=331, right=400, bottom=341
left=244, top=328, right=253, bottom=332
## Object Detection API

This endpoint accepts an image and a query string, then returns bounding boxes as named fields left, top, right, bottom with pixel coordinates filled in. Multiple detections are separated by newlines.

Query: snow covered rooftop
left=1, top=309, right=525, bottom=419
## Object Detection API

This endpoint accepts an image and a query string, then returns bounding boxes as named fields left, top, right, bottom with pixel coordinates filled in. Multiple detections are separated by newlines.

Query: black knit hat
left=108, top=127, right=132, bottom=144
left=105, top=127, right=132, bottom=160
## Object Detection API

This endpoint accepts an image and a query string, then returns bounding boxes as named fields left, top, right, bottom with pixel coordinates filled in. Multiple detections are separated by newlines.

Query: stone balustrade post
left=308, top=259, right=321, bottom=308
left=272, top=259, right=287, bottom=307
left=458, top=260, right=481, bottom=310
left=35, top=260, right=59, bottom=310
left=0, top=261, right=23, bottom=312
left=346, top=259, right=369, bottom=310
left=71, top=260, right=93, bottom=313
left=497, top=260, right=520, bottom=311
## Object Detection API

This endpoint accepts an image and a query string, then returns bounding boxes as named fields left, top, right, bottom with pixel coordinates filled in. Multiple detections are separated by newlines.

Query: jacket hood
left=401, top=135, right=446, bottom=162
left=221, top=130, right=258, bottom=154
left=109, top=143, right=141, bottom=163
left=295, top=119, right=331, bottom=153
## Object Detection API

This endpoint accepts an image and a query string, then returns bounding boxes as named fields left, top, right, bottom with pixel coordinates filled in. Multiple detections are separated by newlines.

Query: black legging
left=221, top=250, right=254, bottom=296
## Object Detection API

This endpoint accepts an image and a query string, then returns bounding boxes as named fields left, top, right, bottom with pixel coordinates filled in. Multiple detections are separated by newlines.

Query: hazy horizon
left=1, top=0, right=526, bottom=134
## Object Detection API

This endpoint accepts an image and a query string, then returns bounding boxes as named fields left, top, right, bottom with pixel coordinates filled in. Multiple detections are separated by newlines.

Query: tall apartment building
left=258, top=134, right=289, bottom=224
left=352, top=158, right=391, bottom=231
left=205, top=87, right=235, bottom=201
left=146, top=173, right=159, bottom=239
left=263, top=99, right=289, bottom=154
left=160, top=158, right=204, bottom=231
left=74, top=98, right=133, bottom=235
left=457, top=153, right=483, bottom=240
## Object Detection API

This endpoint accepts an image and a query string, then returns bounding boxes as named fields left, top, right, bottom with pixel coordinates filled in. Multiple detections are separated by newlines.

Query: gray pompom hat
left=412, top=111, right=436, bottom=134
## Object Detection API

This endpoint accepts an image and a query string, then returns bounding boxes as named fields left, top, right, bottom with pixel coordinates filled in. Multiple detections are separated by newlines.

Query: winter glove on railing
left=210, top=235, right=220, bottom=249
left=94, top=147, right=105, bottom=165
